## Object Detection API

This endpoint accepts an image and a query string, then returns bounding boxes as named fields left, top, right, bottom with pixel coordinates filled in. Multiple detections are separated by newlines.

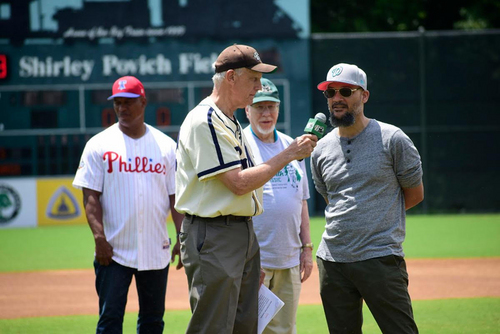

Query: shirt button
left=347, top=150, right=351, bottom=153
left=347, top=140, right=351, bottom=144
left=347, top=159, right=351, bottom=163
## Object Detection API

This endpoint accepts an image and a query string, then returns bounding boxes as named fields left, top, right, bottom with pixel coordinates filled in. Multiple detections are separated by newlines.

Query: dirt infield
left=0, top=258, right=499, bottom=319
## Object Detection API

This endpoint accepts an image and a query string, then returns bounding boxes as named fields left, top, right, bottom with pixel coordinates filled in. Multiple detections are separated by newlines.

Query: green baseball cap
left=252, top=78, right=280, bottom=104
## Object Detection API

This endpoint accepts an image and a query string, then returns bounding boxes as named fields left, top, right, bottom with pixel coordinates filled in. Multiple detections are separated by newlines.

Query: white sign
left=0, top=178, right=37, bottom=229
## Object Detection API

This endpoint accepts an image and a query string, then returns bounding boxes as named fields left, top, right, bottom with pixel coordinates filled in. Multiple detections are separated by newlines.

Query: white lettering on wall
left=19, top=56, right=95, bottom=81
left=179, top=53, right=218, bottom=74
left=17, top=53, right=222, bottom=80
left=102, top=54, right=172, bottom=76
left=62, top=25, right=186, bottom=40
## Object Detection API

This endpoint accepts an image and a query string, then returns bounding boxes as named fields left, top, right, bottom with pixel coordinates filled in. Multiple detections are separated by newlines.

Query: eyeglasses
left=323, top=87, right=360, bottom=99
left=251, top=104, right=279, bottom=114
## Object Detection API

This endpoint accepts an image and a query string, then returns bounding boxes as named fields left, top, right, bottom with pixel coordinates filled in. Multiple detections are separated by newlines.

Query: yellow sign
left=37, top=178, right=85, bottom=226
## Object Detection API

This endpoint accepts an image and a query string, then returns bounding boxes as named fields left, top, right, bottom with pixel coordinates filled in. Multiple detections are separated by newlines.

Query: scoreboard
left=0, top=79, right=291, bottom=176
left=0, top=38, right=310, bottom=178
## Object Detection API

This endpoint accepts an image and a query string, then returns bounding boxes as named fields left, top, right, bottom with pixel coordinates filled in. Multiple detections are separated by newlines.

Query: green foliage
left=453, top=1, right=500, bottom=30
left=0, top=298, right=498, bottom=334
left=455, top=8, right=489, bottom=30
left=310, top=0, right=500, bottom=33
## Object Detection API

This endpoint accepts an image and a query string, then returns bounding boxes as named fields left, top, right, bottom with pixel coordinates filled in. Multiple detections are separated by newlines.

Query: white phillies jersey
left=73, top=123, right=176, bottom=271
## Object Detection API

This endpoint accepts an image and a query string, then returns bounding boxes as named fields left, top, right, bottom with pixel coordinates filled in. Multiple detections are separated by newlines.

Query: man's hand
left=171, top=239, right=183, bottom=270
left=300, top=248, right=313, bottom=283
left=95, top=236, right=113, bottom=266
left=259, top=268, right=266, bottom=287
left=287, top=134, right=318, bottom=161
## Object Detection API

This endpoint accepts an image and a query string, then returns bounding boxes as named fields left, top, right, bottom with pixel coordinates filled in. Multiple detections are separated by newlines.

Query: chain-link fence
left=311, top=29, right=500, bottom=213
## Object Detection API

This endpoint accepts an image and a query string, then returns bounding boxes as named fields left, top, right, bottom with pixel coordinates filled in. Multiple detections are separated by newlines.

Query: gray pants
left=180, top=214, right=261, bottom=334
left=317, top=255, right=418, bottom=334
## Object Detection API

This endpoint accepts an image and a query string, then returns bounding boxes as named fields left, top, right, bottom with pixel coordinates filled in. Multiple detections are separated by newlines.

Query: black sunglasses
left=323, top=87, right=360, bottom=98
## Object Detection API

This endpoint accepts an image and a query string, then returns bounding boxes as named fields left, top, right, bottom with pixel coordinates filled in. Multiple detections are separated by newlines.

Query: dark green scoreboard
left=0, top=40, right=311, bottom=176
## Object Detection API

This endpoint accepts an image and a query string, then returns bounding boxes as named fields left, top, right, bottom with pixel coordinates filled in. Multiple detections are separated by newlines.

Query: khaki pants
left=262, top=265, right=302, bottom=334
left=180, top=214, right=261, bottom=334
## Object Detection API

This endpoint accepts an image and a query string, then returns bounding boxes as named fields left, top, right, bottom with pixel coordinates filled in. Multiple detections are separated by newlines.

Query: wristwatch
left=302, top=243, right=314, bottom=250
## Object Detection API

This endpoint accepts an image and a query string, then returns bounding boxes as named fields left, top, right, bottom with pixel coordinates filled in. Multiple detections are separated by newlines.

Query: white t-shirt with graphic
left=243, top=126, right=310, bottom=269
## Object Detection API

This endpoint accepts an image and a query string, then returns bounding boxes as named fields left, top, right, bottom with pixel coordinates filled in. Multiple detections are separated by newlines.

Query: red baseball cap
left=107, top=76, right=145, bottom=100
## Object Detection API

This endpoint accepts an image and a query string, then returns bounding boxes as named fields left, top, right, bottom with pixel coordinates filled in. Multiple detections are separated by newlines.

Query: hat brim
left=107, top=92, right=142, bottom=100
left=317, top=80, right=365, bottom=91
left=317, top=81, right=332, bottom=91
left=250, top=63, right=277, bottom=74
left=252, top=96, right=281, bottom=104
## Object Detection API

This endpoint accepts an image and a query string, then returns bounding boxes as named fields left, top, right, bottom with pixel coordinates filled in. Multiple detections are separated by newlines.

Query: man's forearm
left=169, top=194, right=184, bottom=235
left=299, top=200, right=312, bottom=246
left=403, top=183, right=424, bottom=210
left=218, top=150, right=293, bottom=195
left=217, top=134, right=317, bottom=195
left=83, top=188, right=105, bottom=241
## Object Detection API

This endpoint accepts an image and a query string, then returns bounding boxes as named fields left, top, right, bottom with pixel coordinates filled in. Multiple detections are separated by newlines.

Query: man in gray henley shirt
left=311, top=63, right=424, bottom=334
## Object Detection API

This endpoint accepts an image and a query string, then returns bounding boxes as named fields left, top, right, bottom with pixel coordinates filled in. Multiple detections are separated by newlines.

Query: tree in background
left=311, top=0, right=500, bottom=32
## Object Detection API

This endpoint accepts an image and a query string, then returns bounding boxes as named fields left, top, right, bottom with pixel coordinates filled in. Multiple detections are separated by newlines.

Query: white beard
left=254, top=124, right=275, bottom=136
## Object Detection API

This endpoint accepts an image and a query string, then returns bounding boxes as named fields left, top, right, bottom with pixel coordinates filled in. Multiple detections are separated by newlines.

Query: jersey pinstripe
left=73, top=123, right=176, bottom=271
left=175, top=96, right=263, bottom=217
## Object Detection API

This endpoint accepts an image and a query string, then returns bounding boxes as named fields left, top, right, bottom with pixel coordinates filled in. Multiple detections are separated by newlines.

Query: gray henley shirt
left=311, top=119, right=422, bottom=263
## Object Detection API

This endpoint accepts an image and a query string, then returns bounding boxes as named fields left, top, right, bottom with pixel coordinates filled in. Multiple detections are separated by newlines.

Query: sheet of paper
left=258, top=284, right=285, bottom=334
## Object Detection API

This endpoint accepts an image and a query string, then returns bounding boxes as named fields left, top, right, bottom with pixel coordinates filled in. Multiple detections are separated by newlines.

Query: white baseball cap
left=317, top=63, right=367, bottom=91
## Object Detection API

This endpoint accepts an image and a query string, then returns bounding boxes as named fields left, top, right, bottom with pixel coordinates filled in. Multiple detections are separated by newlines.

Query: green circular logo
left=0, top=185, right=21, bottom=224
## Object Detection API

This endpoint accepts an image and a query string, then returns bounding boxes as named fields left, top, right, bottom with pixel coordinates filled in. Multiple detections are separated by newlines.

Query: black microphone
left=304, top=113, right=327, bottom=139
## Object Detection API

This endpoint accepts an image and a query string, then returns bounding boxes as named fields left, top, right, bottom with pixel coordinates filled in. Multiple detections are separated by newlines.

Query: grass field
left=1, top=299, right=499, bottom=334
left=0, top=214, right=499, bottom=333
left=1, top=214, right=499, bottom=272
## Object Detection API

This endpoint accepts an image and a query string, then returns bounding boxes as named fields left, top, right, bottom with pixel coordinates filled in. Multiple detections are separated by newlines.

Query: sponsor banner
left=37, top=178, right=85, bottom=226
left=0, top=178, right=37, bottom=229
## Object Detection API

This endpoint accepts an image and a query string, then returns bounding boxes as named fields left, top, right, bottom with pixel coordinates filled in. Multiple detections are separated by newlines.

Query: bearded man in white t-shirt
left=243, top=78, right=313, bottom=334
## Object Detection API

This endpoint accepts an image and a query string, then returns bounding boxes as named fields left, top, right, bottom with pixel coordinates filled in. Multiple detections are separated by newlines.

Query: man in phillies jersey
left=73, top=76, right=184, bottom=334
